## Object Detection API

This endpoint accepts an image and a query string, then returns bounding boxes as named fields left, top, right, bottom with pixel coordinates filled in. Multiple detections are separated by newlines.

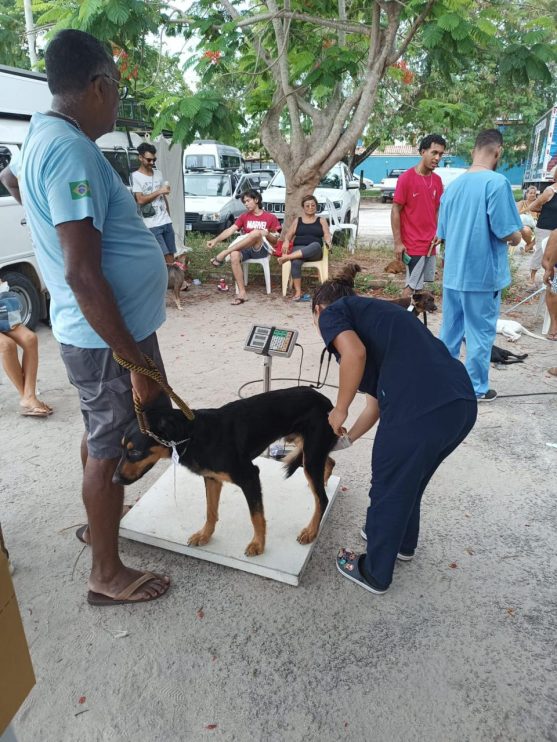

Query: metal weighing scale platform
left=120, top=456, right=340, bottom=586
left=120, top=325, right=341, bottom=586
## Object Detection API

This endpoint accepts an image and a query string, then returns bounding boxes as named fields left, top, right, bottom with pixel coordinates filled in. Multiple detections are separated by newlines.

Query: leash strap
left=312, top=347, right=332, bottom=389
left=112, top=352, right=195, bottom=436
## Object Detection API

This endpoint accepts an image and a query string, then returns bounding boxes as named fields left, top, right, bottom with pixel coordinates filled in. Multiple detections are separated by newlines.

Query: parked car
left=246, top=169, right=275, bottom=191
left=244, top=160, right=278, bottom=173
left=262, top=164, right=361, bottom=226
left=378, top=168, right=406, bottom=202
left=436, top=166, right=467, bottom=188
left=184, top=170, right=259, bottom=233
left=360, top=176, right=374, bottom=190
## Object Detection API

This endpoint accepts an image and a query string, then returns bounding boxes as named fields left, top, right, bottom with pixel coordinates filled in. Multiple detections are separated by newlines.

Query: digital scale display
left=244, top=325, right=298, bottom=358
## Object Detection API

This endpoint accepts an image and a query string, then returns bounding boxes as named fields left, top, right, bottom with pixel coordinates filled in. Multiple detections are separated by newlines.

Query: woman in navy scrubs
left=313, top=266, right=477, bottom=594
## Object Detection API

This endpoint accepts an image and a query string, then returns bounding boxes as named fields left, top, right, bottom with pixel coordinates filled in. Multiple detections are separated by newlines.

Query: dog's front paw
left=297, top=527, right=318, bottom=545
left=187, top=530, right=211, bottom=547
left=244, top=540, right=264, bottom=557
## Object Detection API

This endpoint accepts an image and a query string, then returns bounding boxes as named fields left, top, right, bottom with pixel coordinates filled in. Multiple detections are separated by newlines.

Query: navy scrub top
left=318, top=295, right=476, bottom=427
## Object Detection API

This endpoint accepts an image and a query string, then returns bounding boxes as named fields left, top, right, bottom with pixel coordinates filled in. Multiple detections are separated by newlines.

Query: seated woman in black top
left=313, top=265, right=477, bottom=595
left=278, top=195, right=332, bottom=302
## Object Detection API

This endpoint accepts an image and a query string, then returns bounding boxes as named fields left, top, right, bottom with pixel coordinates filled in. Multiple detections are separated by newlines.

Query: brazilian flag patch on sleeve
left=69, top=180, right=92, bottom=200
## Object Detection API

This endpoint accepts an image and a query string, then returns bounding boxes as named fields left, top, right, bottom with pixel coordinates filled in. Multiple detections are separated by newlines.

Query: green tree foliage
left=3, top=0, right=556, bottom=214
left=29, top=0, right=244, bottom=143
left=356, top=0, right=557, bottom=166
left=177, top=0, right=556, bottom=219
left=0, top=0, right=33, bottom=67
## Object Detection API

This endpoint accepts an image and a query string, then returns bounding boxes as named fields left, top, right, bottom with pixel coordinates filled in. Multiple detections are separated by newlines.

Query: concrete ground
left=2, top=240, right=557, bottom=741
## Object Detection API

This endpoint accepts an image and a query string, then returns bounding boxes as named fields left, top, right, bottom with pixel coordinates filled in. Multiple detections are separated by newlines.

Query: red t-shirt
left=393, top=168, right=443, bottom=255
left=235, top=210, right=281, bottom=234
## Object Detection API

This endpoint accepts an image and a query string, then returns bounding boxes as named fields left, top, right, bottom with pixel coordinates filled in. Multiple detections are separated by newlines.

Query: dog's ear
left=146, top=407, right=191, bottom=442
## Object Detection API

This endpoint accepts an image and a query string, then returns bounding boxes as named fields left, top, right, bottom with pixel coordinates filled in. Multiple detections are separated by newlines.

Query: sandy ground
left=2, top=245, right=557, bottom=742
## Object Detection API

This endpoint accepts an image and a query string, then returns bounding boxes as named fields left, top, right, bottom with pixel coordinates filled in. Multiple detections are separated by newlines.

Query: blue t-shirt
left=437, top=171, right=522, bottom=292
left=15, top=113, right=167, bottom=348
left=318, top=296, right=475, bottom=427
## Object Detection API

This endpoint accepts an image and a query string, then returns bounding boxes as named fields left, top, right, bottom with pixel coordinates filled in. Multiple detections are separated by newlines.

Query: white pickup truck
left=378, top=168, right=406, bottom=202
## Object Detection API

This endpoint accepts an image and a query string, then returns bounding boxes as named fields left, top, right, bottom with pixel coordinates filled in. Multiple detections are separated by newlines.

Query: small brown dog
left=389, top=291, right=437, bottom=327
left=384, top=259, right=406, bottom=274
left=167, top=252, right=190, bottom=310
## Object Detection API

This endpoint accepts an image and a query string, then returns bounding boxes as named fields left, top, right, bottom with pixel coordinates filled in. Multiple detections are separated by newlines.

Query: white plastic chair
left=282, top=245, right=329, bottom=296
left=325, top=198, right=357, bottom=253
left=240, top=254, right=272, bottom=294
left=224, top=235, right=272, bottom=294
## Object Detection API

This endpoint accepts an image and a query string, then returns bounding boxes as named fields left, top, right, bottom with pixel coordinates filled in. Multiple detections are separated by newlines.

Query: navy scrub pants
left=363, top=399, right=477, bottom=589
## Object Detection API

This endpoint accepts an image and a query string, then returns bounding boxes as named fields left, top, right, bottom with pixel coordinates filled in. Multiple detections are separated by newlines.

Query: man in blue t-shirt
left=437, top=129, right=524, bottom=401
left=0, top=30, right=170, bottom=606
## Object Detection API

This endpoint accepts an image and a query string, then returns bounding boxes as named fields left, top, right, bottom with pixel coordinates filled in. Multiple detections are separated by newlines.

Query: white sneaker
left=359, top=527, right=414, bottom=561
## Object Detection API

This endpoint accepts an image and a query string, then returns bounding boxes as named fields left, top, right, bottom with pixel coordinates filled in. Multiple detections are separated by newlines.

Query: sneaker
left=477, top=389, right=497, bottom=402
left=359, top=527, right=414, bottom=561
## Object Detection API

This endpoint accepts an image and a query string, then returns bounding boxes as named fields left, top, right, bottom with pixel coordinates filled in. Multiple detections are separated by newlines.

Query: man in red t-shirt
left=207, top=189, right=280, bottom=304
left=391, top=134, right=446, bottom=297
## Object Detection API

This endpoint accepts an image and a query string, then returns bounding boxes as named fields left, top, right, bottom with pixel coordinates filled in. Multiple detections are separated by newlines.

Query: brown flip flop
left=231, top=297, right=248, bottom=306
left=87, top=571, right=170, bottom=607
left=20, top=406, right=51, bottom=417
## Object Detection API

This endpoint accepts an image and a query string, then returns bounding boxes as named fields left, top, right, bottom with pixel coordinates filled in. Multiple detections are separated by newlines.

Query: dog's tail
left=283, top=437, right=303, bottom=479
left=522, top=327, right=550, bottom=341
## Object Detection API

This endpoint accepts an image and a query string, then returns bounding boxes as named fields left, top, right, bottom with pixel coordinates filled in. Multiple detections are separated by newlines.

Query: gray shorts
left=406, top=255, right=436, bottom=290
left=59, top=333, right=165, bottom=460
left=240, top=246, right=267, bottom=262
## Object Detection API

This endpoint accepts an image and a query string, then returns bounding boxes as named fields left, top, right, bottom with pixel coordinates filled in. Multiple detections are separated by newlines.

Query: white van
left=0, top=118, right=48, bottom=328
left=184, top=140, right=243, bottom=172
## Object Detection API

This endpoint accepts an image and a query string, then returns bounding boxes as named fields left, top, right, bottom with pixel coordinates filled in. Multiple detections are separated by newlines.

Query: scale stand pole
left=263, top=354, right=273, bottom=394
left=263, top=355, right=273, bottom=456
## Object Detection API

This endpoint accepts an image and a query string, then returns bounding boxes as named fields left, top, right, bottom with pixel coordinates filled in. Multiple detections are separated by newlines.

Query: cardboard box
left=0, top=552, right=35, bottom=734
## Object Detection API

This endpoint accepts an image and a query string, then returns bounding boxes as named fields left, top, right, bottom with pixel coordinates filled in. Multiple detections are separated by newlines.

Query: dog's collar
left=145, top=429, right=190, bottom=450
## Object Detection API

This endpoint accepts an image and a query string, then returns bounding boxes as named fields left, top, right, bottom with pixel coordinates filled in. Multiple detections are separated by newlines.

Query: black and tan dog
left=114, top=387, right=337, bottom=556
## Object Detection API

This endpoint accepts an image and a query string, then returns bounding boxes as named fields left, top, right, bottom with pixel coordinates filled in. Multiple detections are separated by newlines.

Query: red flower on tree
left=203, top=50, right=222, bottom=64
left=391, top=59, right=414, bottom=85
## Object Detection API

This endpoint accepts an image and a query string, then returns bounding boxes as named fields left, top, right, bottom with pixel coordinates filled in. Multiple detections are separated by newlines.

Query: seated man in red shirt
left=207, top=190, right=281, bottom=305
left=391, top=134, right=446, bottom=298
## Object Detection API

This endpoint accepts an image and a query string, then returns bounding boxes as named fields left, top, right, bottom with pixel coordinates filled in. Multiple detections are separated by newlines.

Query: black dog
left=114, top=387, right=337, bottom=556
left=491, top=345, right=528, bottom=365
left=390, top=290, right=437, bottom=327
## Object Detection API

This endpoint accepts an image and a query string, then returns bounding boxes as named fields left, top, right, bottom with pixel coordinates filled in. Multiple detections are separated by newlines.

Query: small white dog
left=496, top=319, right=547, bottom=342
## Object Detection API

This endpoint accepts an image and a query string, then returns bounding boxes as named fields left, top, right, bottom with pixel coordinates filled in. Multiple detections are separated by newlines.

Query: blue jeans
left=150, top=222, right=176, bottom=256
left=440, top=288, right=501, bottom=396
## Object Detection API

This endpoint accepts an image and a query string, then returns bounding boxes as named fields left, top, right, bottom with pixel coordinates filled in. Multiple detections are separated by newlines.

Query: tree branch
left=388, top=0, right=436, bottom=64
left=338, top=0, right=347, bottom=48
left=237, top=10, right=372, bottom=36
left=217, top=0, right=275, bottom=72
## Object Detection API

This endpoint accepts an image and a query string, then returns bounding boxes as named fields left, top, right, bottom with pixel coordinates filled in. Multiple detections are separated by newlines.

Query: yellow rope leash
left=113, top=352, right=195, bottom=435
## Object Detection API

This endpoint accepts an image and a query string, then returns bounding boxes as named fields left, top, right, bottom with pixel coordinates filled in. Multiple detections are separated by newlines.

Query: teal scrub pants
left=439, top=288, right=501, bottom=397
